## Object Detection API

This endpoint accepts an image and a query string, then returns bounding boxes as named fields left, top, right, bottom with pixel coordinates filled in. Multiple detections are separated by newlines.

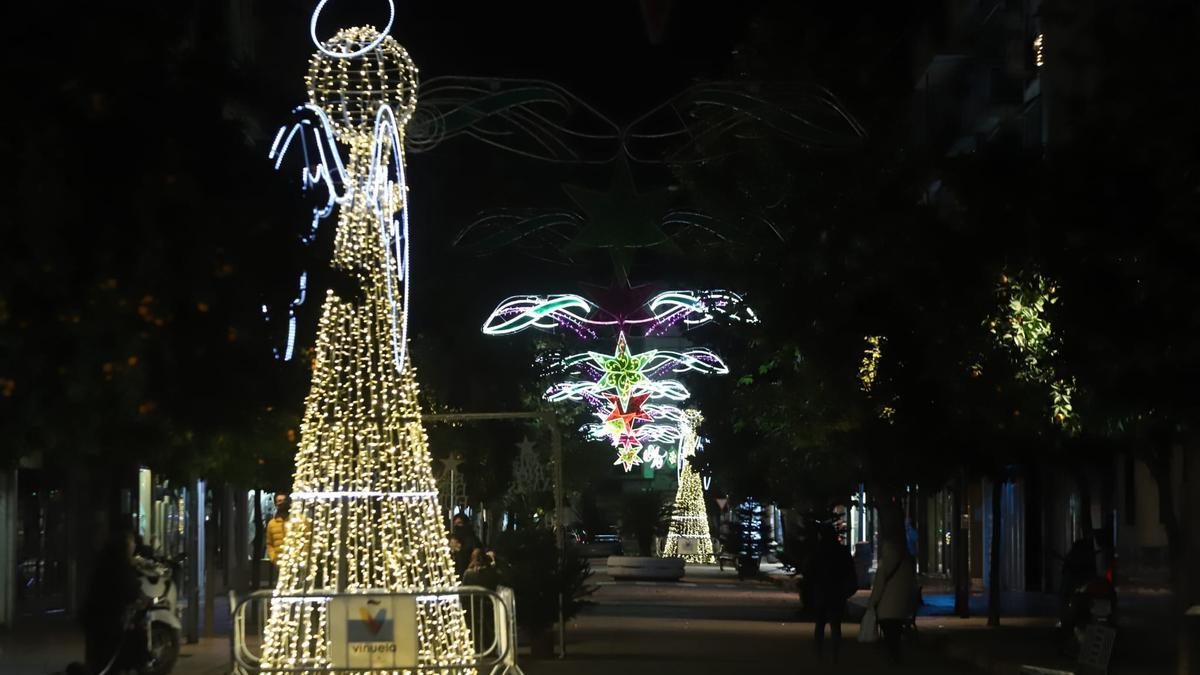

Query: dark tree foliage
left=494, top=527, right=594, bottom=633
left=1, top=4, right=312, bottom=485
left=681, top=0, right=1200, bottom=573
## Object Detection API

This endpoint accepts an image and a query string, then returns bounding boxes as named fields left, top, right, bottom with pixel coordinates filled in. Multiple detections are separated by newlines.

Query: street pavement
left=524, top=562, right=979, bottom=675
left=1, top=563, right=1177, bottom=674
left=524, top=562, right=1178, bottom=675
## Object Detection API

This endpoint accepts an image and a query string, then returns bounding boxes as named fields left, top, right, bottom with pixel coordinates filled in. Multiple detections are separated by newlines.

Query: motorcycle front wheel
left=140, top=623, right=181, bottom=675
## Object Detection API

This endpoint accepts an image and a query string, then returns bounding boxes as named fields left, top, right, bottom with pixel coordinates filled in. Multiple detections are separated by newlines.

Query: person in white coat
left=869, top=538, right=916, bottom=664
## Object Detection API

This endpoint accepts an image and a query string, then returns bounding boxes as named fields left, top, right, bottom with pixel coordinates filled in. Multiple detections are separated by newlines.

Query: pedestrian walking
left=869, top=537, right=917, bottom=665
left=266, top=495, right=291, bottom=585
left=804, top=523, right=858, bottom=663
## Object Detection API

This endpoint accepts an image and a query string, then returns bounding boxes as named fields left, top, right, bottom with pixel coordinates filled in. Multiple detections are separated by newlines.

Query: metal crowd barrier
left=230, top=586, right=523, bottom=674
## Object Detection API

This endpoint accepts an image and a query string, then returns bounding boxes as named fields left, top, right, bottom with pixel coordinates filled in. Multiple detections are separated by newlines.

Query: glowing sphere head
left=306, top=27, right=419, bottom=136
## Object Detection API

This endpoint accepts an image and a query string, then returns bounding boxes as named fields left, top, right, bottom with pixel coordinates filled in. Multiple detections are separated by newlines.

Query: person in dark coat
left=451, top=514, right=479, bottom=574
left=448, top=534, right=470, bottom=579
left=81, top=529, right=145, bottom=674
left=450, top=515, right=479, bottom=580
left=805, top=523, right=858, bottom=663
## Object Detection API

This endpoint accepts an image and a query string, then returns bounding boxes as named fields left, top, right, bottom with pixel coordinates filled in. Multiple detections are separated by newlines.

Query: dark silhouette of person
left=450, top=514, right=478, bottom=577
left=449, top=534, right=468, bottom=580
left=805, top=523, right=857, bottom=663
left=81, top=529, right=145, bottom=673
left=1061, top=537, right=1097, bottom=597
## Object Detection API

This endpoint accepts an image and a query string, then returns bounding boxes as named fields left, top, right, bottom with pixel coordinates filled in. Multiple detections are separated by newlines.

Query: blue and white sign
left=328, top=594, right=417, bottom=669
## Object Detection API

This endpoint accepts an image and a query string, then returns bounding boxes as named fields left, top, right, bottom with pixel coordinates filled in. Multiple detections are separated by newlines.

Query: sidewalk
left=762, top=562, right=1061, bottom=617
left=762, top=564, right=1177, bottom=674
left=0, top=617, right=230, bottom=675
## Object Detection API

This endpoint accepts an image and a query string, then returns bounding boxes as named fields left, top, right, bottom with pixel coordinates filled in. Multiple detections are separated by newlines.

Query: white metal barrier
left=230, top=586, right=523, bottom=674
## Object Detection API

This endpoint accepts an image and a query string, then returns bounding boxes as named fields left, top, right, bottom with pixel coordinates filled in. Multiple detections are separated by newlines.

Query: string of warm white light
left=662, top=410, right=714, bottom=563
left=290, top=490, right=440, bottom=500
left=261, top=12, right=474, bottom=673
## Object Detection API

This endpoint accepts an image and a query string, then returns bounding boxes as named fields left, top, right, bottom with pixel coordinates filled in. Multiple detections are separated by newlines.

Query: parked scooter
left=1063, top=574, right=1117, bottom=646
left=1057, top=538, right=1116, bottom=650
left=131, top=552, right=186, bottom=675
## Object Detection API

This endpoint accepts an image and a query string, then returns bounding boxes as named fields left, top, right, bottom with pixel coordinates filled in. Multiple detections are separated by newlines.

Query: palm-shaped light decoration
left=482, top=288, right=754, bottom=471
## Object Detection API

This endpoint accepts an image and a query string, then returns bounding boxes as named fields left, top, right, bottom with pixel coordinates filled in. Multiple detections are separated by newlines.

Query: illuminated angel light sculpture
left=483, top=289, right=753, bottom=471
left=661, top=410, right=714, bottom=563
left=261, top=3, right=474, bottom=671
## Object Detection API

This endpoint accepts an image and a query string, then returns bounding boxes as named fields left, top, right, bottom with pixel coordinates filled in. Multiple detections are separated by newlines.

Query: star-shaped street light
left=613, top=443, right=644, bottom=472
left=594, top=332, right=652, bottom=403
left=603, top=392, right=653, bottom=435
left=562, top=159, right=675, bottom=253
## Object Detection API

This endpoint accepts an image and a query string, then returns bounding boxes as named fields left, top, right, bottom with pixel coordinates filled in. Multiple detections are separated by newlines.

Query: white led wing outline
left=633, top=423, right=682, bottom=444
left=641, top=349, right=730, bottom=376
left=482, top=294, right=597, bottom=335
left=282, top=271, right=308, bottom=361
left=644, top=403, right=685, bottom=423
left=646, top=289, right=760, bottom=334
left=547, top=378, right=691, bottom=403
left=268, top=103, right=413, bottom=373
left=481, top=289, right=757, bottom=337
left=371, top=104, right=412, bottom=372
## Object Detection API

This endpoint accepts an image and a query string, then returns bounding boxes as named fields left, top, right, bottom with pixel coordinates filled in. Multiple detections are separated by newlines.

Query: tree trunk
left=954, top=471, right=970, bottom=618
left=915, top=485, right=928, bottom=575
left=1178, top=442, right=1200, bottom=675
left=1143, top=442, right=1195, bottom=675
left=1146, top=447, right=1183, bottom=571
left=1076, top=465, right=1094, bottom=541
left=988, top=477, right=1002, bottom=627
left=1098, top=454, right=1117, bottom=576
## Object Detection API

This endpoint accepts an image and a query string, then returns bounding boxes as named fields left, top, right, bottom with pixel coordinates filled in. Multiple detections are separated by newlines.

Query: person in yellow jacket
left=266, top=494, right=290, bottom=567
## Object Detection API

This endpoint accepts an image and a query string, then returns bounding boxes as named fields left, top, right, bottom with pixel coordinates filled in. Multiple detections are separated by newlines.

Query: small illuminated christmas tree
left=260, top=16, right=473, bottom=673
left=661, top=410, right=714, bottom=563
